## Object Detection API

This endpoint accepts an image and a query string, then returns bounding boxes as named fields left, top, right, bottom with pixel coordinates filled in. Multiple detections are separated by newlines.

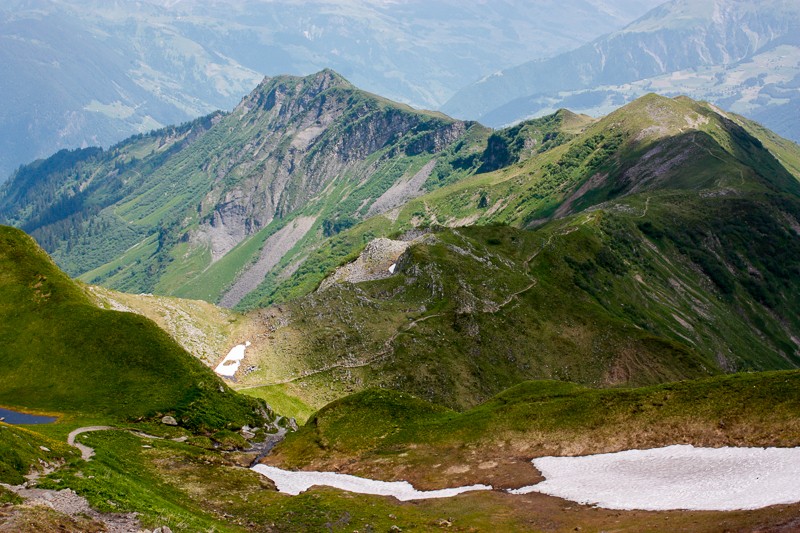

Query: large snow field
left=511, top=444, right=800, bottom=511
left=254, top=445, right=800, bottom=509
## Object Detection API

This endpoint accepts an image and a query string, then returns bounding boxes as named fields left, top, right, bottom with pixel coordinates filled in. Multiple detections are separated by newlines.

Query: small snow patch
left=511, top=444, right=800, bottom=511
left=252, top=464, right=492, bottom=501
left=214, top=341, right=251, bottom=377
left=389, top=263, right=396, bottom=274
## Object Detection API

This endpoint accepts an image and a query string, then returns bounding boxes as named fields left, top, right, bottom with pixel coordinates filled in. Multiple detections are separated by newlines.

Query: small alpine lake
left=0, top=407, right=56, bottom=424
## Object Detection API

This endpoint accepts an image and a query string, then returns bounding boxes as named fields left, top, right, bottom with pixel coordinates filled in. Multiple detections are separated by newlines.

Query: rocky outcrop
left=318, top=235, right=434, bottom=291
left=192, top=70, right=467, bottom=269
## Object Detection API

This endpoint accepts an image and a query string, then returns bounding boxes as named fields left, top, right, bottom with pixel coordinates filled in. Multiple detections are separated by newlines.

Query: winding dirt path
left=67, top=426, right=114, bottom=460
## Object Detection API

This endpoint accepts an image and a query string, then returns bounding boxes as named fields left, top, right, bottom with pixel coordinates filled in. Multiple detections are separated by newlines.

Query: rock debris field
left=254, top=445, right=800, bottom=510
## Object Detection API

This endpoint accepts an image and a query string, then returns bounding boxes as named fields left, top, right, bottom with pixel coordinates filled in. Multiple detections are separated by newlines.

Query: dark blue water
left=0, top=407, right=56, bottom=424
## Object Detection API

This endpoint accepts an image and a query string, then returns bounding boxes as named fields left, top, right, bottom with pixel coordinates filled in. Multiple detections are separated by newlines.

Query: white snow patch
left=252, top=464, right=492, bottom=501
left=511, top=444, right=800, bottom=511
left=214, top=341, right=251, bottom=377
left=389, top=263, right=396, bottom=274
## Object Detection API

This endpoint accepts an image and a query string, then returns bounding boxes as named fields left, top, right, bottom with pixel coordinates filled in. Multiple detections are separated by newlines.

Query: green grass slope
left=249, top=94, right=800, bottom=307
left=407, top=93, right=800, bottom=228
left=0, top=225, right=267, bottom=431
left=0, top=423, right=76, bottom=485
left=0, top=71, right=490, bottom=309
left=241, top=198, right=800, bottom=411
left=225, top=95, right=800, bottom=410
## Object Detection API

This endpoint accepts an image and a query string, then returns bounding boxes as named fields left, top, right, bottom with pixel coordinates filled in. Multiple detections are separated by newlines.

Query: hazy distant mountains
left=443, top=0, right=800, bottom=143
left=0, top=0, right=663, bottom=180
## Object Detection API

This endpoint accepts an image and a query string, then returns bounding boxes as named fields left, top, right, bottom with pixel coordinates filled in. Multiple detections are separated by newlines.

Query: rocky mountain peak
left=238, top=70, right=354, bottom=115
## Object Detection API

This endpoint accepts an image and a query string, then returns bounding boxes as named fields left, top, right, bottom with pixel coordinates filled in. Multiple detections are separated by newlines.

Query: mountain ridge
left=5, top=84, right=800, bottom=319
left=0, top=70, right=486, bottom=308
left=0, top=0, right=664, bottom=180
left=52, top=91, right=800, bottom=416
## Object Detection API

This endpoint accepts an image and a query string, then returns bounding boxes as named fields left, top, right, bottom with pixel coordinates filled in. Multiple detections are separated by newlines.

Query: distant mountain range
left=0, top=0, right=663, bottom=180
left=443, top=0, right=800, bottom=144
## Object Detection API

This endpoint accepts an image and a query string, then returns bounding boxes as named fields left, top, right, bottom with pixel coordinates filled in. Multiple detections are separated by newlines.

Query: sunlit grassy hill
left=0, top=225, right=267, bottom=431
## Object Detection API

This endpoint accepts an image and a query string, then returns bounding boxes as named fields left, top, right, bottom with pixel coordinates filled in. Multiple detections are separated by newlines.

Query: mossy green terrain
left=6, top=377, right=800, bottom=532
left=0, top=423, right=76, bottom=485
left=1, top=91, right=799, bottom=531
left=247, top=94, right=800, bottom=307
left=0, top=225, right=287, bottom=530
left=230, top=193, right=800, bottom=411
left=62, top=95, right=800, bottom=417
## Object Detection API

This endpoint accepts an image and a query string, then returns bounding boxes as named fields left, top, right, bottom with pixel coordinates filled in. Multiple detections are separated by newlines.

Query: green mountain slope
left=4, top=89, right=800, bottom=409
left=276, top=371, right=800, bottom=464
left=269, top=371, right=800, bottom=488
left=235, top=94, right=799, bottom=308
left=0, top=92, right=798, bottom=531
left=411, top=94, right=800, bottom=228
left=0, top=70, right=488, bottom=308
left=204, top=94, right=800, bottom=411
left=43, top=93, right=800, bottom=415
left=0, top=225, right=268, bottom=431
left=235, top=205, right=800, bottom=412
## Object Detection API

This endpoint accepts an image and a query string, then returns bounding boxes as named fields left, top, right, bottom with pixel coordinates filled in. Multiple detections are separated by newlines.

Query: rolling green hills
left=271, top=371, right=800, bottom=484
left=26, top=91, right=799, bottom=417
left=235, top=93, right=800, bottom=308
left=1, top=86, right=800, bottom=531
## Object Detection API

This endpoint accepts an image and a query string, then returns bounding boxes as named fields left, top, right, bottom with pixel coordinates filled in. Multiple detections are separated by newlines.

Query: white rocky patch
left=251, top=464, right=492, bottom=501
left=218, top=216, right=317, bottom=309
left=214, top=341, right=251, bottom=377
left=511, top=444, right=800, bottom=511
left=317, top=237, right=422, bottom=291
